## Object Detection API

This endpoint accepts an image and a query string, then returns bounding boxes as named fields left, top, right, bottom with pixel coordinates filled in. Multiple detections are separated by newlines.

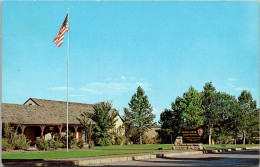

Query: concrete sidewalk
left=2, top=146, right=259, bottom=166
left=202, top=146, right=260, bottom=153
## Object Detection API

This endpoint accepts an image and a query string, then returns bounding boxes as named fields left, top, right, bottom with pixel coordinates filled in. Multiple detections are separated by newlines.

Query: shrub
left=77, top=140, right=84, bottom=149
left=88, top=141, right=95, bottom=149
left=54, top=133, right=65, bottom=148
left=2, top=138, right=13, bottom=151
left=96, top=137, right=111, bottom=146
left=143, top=135, right=153, bottom=144
left=69, top=134, right=78, bottom=148
left=124, top=137, right=131, bottom=145
left=36, top=137, right=50, bottom=151
left=54, top=132, right=77, bottom=148
left=143, top=135, right=160, bottom=144
left=49, top=138, right=63, bottom=150
left=3, top=123, right=14, bottom=139
left=13, top=134, right=31, bottom=150
left=113, top=135, right=126, bottom=145
left=53, top=134, right=65, bottom=148
left=153, top=136, right=161, bottom=144
left=36, top=137, right=65, bottom=151
left=216, top=135, right=232, bottom=144
left=2, top=123, right=30, bottom=151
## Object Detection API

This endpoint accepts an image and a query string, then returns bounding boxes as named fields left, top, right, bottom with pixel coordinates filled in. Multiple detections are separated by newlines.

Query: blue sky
left=2, top=1, right=259, bottom=122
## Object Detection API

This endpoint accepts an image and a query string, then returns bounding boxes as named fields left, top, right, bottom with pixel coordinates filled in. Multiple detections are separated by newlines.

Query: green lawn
left=2, top=144, right=259, bottom=160
left=2, top=144, right=173, bottom=160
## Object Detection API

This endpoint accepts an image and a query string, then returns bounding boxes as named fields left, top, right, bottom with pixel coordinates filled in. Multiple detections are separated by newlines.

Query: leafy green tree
left=238, top=90, right=257, bottom=144
left=158, top=97, right=184, bottom=143
left=227, top=100, right=242, bottom=144
left=213, top=92, right=240, bottom=144
left=246, top=108, right=259, bottom=144
left=181, top=86, right=205, bottom=128
left=77, top=113, right=94, bottom=146
left=86, top=101, right=117, bottom=146
left=158, top=109, right=174, bottom=143
left=123, top=86, right=155, bottom=144
left=202, top=82, right=217, bottom=145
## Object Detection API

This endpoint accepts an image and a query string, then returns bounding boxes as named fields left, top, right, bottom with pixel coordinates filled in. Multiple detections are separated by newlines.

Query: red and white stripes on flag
left=53, top=14, right=69, bottom=47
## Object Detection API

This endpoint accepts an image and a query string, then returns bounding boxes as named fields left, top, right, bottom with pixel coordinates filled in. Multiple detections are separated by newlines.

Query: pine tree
left=124, top=86, right=155, bottom=144
left=181, top=86, right=205, bottom=129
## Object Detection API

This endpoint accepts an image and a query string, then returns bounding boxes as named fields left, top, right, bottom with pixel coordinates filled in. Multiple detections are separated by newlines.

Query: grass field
left=2, top=144, right=258, bottom=160
left=2, top=144, right=173, bottom=160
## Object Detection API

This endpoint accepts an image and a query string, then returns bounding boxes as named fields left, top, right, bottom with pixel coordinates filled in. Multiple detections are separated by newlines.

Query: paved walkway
left=94, top=149, right=260, bottom=166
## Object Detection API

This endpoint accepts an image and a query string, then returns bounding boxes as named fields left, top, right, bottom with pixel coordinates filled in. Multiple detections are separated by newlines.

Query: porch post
left=40, top=126, right=46, bottom=139
left=73, top=125, right=78, bottom=137
left=20, top=125, right=26, bottom=135
left=58, top=125, right=63, bottom=133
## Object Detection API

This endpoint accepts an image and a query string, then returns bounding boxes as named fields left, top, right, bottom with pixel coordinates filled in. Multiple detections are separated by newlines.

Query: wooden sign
left=182, top=128, right=204, bottom=143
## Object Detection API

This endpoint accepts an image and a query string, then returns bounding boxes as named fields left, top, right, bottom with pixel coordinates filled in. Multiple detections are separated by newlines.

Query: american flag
left=53, top=14, right=69, bottom=47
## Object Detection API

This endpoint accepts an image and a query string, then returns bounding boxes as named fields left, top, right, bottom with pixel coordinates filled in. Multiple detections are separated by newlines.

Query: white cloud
left=227, top=83, right=235, bottom=88
left=48, top=87, right=75, bottom=91
left=235, top=87, right=255, bottom=92
left=106, top=76, right=136, bottom=81
left=80, top=81, right=152, bottom=95
left=121, top=76, right=126, bottom=80
left=227, top=78, right=238, bottom=81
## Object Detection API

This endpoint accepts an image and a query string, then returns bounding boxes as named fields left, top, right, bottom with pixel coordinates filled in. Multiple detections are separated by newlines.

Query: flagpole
left=66, top=7, right=70, bottom=153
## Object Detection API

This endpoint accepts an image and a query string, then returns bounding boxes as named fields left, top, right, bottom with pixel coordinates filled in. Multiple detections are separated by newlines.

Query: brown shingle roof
left=2, top=98, right=95, bottom=124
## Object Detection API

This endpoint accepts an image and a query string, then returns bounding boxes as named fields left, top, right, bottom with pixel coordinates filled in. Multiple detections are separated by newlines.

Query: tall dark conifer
left=124, top=86, right=155, bottom=144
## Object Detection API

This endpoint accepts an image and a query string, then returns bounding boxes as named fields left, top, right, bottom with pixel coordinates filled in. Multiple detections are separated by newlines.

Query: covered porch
left=9, top=123, right=84, bottom=146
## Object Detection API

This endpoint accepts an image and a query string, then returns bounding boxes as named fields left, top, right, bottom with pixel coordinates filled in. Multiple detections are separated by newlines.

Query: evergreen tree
left=124, top=86, right=155, bottom=144
left=123, top=108, right=137, bottom=143
left=181, top=86, right=205, bottom=128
